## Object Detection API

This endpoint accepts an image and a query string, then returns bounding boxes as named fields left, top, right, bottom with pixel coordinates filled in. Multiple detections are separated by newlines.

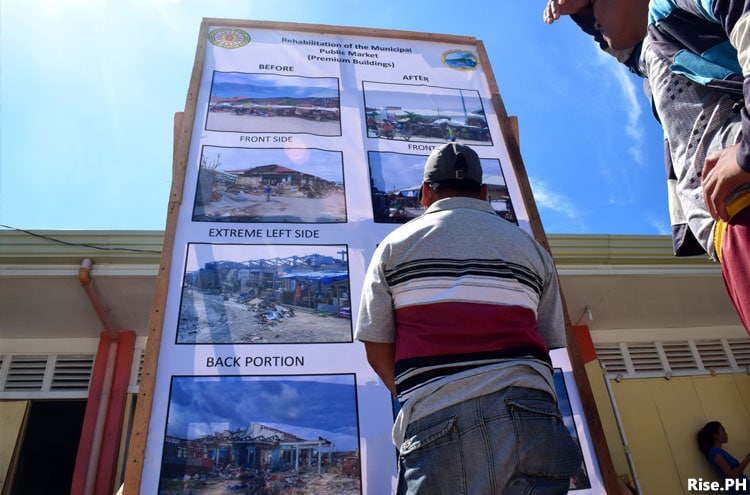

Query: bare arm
left=713, top=451, right=750, bottom=478
left=363, top=341, right=397, bottom=396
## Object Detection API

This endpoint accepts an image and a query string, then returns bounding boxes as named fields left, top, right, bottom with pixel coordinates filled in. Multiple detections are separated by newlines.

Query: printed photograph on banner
left=177, top=243, right=352, bottom=344
left=206, top=72, right=341, bottom=136
left=554, top=369, right=592, bottom=491
left=158, top=374, right=361, bottom=495
left=362, top=81, right=492, bottom=145
left=192, top=146, right=346, bottom=224
left=368, top=151, right=517, bottom=224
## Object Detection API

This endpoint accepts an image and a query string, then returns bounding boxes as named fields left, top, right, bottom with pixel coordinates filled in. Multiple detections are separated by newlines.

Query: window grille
left=727, top=339, right=750, bottom=367
left=0, top=350, right=141, bottom=397
left=50, top=355, right=94, bottom=391
left=596, top=338, right=749, bottom=379
left=626, top=343, right=662, bottom=373
left=661, top=341, right=696, bottom=371
left=137, top=348, right=145, bottom=385
left=127, top=347, right=146, bottom=394
left=596, top=343, right=627, bottom=373
left=4, top=355, right=48, bottom=391
left=694, top=340, right=730, bottom=369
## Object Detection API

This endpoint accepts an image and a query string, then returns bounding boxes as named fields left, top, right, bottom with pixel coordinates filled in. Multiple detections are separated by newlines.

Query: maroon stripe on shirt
left=394, top=301, right=547, bottom=361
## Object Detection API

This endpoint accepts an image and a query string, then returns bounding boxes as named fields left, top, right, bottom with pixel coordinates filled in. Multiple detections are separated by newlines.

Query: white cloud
left=600, top=165, right=635, bottom=206
left=646, top=212, right=671, bottom=235
left=529, top=177, right=580, bottom=220
left=593, top=47, right=646, bottom=166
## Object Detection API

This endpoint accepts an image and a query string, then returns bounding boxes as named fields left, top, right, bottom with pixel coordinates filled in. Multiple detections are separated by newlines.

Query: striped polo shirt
left=355, top=196, right=565, bottom=406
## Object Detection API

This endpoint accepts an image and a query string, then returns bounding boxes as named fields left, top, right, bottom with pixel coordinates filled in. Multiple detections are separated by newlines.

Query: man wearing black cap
left=355, top=143, right=581, bottom=494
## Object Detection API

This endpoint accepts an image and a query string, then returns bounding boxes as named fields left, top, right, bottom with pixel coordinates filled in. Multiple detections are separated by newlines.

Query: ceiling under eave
left=548, top=234, right=742, bottom=333
left=0, top=230, right=745, bottom=341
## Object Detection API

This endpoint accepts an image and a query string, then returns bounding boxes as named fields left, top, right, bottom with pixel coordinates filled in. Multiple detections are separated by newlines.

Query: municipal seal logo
left=441, top=50, right=479, bottom=71
left=208, top=28, right=251, bottom=49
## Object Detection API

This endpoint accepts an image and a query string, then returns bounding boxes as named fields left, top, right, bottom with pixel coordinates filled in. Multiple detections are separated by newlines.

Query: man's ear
left=479, top=184, right=488, bottom=201
left=419, top=182, right=432, bottom=207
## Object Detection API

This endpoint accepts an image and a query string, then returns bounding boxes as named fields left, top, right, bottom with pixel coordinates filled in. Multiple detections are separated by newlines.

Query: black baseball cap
left=423, top=143, right=482, bottom=184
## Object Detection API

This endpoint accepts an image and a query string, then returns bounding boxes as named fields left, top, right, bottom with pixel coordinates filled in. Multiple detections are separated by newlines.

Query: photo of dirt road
left=193, top=146, right=346, bottom=224
left=195, top=186, right=345, bottom=223
left=178, top=289, right=351, bottom=344
left=177, top=244, right=352, bottom=345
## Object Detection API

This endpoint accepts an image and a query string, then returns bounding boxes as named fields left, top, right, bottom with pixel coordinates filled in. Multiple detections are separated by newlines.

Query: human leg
left=396, top=387, right=581, bottom=495
left=720, top=206, right=750, bottom=333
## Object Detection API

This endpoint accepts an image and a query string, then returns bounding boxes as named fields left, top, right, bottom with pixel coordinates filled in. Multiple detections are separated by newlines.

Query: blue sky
left=166, top=375, right=359, bottom=451
left=211, top=72, right=340, bottom=99
left=0, top=1, right=668, bottom=235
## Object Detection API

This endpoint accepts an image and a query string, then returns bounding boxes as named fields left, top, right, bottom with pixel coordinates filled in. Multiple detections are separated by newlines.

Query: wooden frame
left=124, top=18, right=619, bottom=494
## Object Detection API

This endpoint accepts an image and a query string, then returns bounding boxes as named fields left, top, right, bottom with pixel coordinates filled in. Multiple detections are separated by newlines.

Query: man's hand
left=543, top=0, right=591, bottom=24
left=702, top=143, right=750, bottom=221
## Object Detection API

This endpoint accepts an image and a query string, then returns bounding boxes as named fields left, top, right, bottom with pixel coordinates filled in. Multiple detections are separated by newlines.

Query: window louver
left=595, top=338, right=748, bottom=379
left=51, top=355, right=94, bottom=391
left=627, top=343, right=662, bottom=373
left=727, top=339, right=750, bottom=367
left=661, top=341, right=696, bottom=370
left=694, top=340, right=731, bottom=369
left=595, top=344, right=628, bottom=373
left=0, top=349, right=143, bottom=397
left=5, top=355, right=48, bottom=390
left=137, top=348, right=145, bottom=385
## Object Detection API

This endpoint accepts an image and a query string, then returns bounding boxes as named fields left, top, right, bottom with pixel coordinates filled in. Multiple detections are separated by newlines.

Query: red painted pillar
left=572, top=325, right=598, bottom=365
left=70, top=331, right=136, bottom=495
left=96, top=330, right=135, bottom=495
left=71, top=333, right=110, bottom=494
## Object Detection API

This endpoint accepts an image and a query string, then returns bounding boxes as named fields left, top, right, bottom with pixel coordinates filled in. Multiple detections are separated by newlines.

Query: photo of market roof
left=368, top=151, right=516, bottom=224
left=363, top=81, right=492, bottom=145
left=192, top=146, right=346, bottom=224
left=206, top=72, right=341, bottom=135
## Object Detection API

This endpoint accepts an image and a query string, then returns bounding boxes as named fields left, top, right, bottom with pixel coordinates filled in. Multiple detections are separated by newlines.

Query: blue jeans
left=396, top=387, right=582, bottom=494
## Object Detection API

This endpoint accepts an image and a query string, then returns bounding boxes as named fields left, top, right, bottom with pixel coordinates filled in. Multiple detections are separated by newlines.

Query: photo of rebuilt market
left=368, top=151, right=516, bottom=224
left=553, top=370, right=592, bottom=491
left=363, top=81, right=492, bottom=145
left=192, top=146, right=346, bottom=224
left=206, top=72, right=341, bottom=136
left=158, top=375, right=360, bottom=495
left=176, top=244, right=352, bottom=344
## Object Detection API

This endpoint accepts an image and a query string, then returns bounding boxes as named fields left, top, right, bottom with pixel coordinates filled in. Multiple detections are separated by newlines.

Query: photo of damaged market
left=368, top=151, right=517, bottom=224
left=158, top=375, right=361, bottom=495
left=206, top=72, right=341, bottom=136
left=192, top=146, right=346, bottom=223
left=362, top=81, right=492, bottom=145
left=177, top=243, right=352, bottom=344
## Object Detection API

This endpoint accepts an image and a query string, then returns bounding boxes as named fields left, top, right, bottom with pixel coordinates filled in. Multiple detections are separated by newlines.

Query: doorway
left=8, top=400, right=86, bottom=495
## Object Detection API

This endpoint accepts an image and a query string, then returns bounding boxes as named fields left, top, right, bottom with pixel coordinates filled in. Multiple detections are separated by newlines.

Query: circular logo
left=208, top=28, right=251, bottom=49
left=441, top=50, right=480, bottom=71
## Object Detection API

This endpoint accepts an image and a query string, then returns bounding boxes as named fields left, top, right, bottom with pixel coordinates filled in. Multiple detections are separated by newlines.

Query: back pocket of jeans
left=505, top=397, right=582, bottom=479
left=400, top=415, right=457, bottom=456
